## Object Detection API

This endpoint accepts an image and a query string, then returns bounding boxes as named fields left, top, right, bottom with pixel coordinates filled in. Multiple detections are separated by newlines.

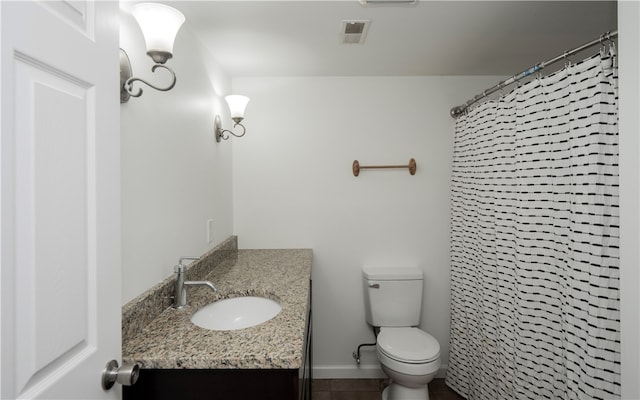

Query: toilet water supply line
left=353, top=342, right=376, bottom=364
left=353, top=327, right=379, bottom=364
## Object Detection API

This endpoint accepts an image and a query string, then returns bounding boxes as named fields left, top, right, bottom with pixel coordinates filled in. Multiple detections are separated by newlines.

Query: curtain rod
left=449, top=30, right=618, bottom=119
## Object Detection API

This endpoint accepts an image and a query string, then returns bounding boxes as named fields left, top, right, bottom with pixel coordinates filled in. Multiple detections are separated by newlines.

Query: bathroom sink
left=190, top=296, right=281, bottom=331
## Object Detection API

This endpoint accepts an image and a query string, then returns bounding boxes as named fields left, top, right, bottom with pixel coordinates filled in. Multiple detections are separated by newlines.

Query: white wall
left=232, top=76, right=500, bottom=377
left=120, top=7, right=234, bottom=304
left=618, top=1, right=640, bottom=398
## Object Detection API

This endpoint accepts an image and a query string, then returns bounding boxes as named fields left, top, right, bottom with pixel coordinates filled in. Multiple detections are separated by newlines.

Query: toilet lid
left=377, top=327, right=440, bottom=363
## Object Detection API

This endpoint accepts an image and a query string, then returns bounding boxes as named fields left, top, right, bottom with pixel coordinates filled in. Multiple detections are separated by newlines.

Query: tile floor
left=311, top=378, right=466, bottom=400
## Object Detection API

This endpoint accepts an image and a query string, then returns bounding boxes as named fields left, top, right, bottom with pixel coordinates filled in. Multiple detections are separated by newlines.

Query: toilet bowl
left=377, top=327, right=441, bottom=400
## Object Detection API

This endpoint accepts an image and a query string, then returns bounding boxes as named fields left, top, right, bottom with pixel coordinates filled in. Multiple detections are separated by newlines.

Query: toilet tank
left=362, top=266, right=423, bottom=327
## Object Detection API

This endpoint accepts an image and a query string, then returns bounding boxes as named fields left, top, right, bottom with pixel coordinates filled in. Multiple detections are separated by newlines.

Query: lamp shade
left=132, top=3, right=185, bottom=62
left=225, top=95, right=250, bottom=120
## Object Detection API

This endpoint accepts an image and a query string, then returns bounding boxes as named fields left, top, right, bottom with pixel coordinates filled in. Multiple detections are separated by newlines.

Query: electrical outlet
left=207, top=219, right=214, bottom=244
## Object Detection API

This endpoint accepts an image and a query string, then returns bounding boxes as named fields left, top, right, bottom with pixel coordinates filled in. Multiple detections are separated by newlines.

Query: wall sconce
left=215, top=95, right=251, bottom=142
left=120, top=3, right=185, bottom=103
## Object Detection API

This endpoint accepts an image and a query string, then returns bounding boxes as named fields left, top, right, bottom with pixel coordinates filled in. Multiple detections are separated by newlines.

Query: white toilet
left=363, top=267, right=441, bottom=400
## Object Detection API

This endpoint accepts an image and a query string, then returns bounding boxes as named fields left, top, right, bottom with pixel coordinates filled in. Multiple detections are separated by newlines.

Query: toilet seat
left=376, top=327, right=441, bottom=377
left=377, top=327, right=440, bottom=363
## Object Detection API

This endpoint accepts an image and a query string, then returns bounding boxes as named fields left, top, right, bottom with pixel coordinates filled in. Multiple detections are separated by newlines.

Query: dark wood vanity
left=124, top=289, right=312, bottom=400
left=122, top=247, right=313, bottom=400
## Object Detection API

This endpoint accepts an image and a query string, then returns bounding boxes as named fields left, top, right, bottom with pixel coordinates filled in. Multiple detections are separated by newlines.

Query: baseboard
left=313, top=363, right=448, bottom=380
left=313, top=364, right=385, bottom=379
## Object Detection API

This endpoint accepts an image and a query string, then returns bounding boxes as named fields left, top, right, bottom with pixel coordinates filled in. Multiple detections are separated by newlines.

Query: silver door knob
left=101, top=359, right=140, bottom=390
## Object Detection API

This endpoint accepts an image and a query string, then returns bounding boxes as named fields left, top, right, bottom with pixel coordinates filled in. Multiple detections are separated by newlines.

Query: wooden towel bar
left=352, top=158, right=417, bottom=177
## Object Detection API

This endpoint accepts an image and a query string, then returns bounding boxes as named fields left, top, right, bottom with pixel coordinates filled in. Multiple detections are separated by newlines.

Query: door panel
left=40, top=1, right=93, bottom=35
left=1, top=1, right=120, bottom=399
left=14, top=55, right=94, bottom=396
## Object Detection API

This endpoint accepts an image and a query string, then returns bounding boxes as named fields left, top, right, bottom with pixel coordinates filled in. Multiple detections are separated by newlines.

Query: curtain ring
left=563, top=50, right=571, bottom=67
left=599, top=32, right=609, bottom=57
left=604, top=31, right=616, bottom=52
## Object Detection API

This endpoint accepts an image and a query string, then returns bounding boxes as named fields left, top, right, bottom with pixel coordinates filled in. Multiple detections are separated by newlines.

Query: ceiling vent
left=359, top=0, right=417, bottom=5
left=341, top=20, right=370, bottom=44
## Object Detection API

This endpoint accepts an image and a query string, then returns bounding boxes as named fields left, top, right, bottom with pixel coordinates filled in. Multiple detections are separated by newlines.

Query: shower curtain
left=446, top=48, right=620, bottom=400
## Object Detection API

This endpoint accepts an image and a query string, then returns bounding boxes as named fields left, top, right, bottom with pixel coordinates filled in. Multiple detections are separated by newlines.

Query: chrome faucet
left=173, top=257, right=217, bottom=309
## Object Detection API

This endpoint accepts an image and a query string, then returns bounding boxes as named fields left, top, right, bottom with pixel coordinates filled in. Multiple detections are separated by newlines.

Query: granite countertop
left=122, top=249, right=312, bottom=370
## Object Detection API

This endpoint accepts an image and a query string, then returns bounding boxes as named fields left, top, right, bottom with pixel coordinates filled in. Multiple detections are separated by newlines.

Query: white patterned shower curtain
left=446, top=49, right=620, bottom=400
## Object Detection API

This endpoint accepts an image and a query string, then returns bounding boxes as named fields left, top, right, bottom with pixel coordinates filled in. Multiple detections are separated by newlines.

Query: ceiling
left=164, top=1, right=617, bottom=77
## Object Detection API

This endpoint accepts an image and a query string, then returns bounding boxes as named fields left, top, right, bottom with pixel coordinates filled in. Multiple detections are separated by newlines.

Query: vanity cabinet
left=124, top=281, right=313, bottom=400
left=124, top=320, right=312, bottom=400
left=123, top=368, right=301, bottom=400
left=122, top=249, right=313, bottom=400
left=298, top=281, right=313, bottom=400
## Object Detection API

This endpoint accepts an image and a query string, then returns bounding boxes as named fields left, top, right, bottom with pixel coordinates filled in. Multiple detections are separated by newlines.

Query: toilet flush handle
left=368, top=283, right=380, bottom=289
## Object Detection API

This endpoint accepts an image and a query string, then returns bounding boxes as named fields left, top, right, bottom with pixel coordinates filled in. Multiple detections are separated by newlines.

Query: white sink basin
left=190, top=296, right=282, bottom=331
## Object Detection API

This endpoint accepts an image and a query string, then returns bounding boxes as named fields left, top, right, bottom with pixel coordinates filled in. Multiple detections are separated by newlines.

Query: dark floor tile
left=331, top=379, right=385, bottom=392
left=429, top=378, right=450, bottom=391
left=332, top=392, right=382, bottom=400
left=312, top=392, right=331, bottom=400
left=433, top=392, right=467, bottom=400
left=429, top=379, right=466, bottom=400
left=312, top=379, right=332, bottom=392
left=311, top=377, right=465, bottom=400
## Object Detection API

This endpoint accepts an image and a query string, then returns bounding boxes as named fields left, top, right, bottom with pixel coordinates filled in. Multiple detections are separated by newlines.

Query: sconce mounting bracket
left=214, top=115, right=222, bottom=142
left=120, top=49, right=133, bottom=103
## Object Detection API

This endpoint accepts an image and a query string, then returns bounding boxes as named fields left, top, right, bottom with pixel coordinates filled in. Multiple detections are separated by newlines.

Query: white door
left=1, top=1, right=121, bottom=399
